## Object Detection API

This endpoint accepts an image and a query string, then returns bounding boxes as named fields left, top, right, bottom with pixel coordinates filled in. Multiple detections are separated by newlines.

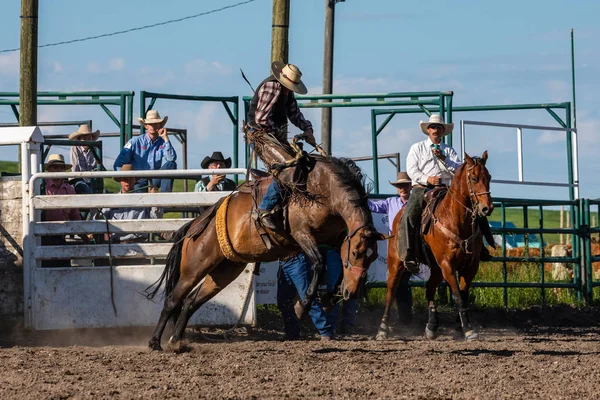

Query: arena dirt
left=1, top=305, right=599, bottom=399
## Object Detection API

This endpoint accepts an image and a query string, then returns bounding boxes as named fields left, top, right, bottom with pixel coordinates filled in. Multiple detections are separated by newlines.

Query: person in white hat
left=368, top=171, right=415, bottom=325
left=113, top=110, right=177, bottom=193
left=69, top=124, right=101, bottom=195
left=399, top=114, right=461, bottom=272
left=247, top=61, right=316, bottom=229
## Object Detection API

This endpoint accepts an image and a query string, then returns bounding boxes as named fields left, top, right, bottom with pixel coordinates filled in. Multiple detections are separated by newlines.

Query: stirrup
left=404, top=259, right=420, bottom=274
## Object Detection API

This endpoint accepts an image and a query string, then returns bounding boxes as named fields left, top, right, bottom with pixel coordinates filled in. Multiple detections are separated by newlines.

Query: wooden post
left=271, top=0, right=290, bottom=65
left=321, top=0, right=336, bottom=154
left=560, top=206, right=564, bottom=245
left=19, top=0, right=38, bottom=127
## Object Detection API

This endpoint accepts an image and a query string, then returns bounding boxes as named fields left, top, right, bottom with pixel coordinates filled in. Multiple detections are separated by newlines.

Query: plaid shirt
left=254, top=81, right=312, bottom=143
left=70, top=146, right=98, bottom=183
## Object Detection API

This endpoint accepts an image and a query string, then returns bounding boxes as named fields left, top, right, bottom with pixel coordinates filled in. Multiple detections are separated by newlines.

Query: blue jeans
left=259, top=180, right=281, bottom=211
left=324, top=249, right=358, bottom=331
left=73, top=180, right=92, bottom=195
left=277, top=253, right=334, bottom=338
left=134, top=161, right=177, bottom=193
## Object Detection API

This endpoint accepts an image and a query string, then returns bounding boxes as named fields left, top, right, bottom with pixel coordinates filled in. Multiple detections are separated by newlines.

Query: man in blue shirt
left=113, top=110, right=177, bottom=193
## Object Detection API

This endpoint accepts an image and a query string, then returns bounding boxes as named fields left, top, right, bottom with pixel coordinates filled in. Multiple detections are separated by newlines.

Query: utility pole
left=271, top=0, right=290, bottom=64
left=19, top=0, right=39, bottom=127
left=321, top=0, right=340, bottom=154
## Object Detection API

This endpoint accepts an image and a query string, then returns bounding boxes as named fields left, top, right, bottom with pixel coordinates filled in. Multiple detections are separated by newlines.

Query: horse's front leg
left=291, top=231, right=323, bottom=316
left=376, top=259, right=403, bottom=340
left=439, top=259, right=478, bottom=341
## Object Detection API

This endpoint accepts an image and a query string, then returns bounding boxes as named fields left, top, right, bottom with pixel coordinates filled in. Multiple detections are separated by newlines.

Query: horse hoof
left=375, top=331, right=388, bottom=341
left=464, top=330, right=479, bottom=341
left=166, top=339, right=192, bottom=354
left=425, top=326, right=438, bottom=340
left=148, top=340, right=163, bottom=351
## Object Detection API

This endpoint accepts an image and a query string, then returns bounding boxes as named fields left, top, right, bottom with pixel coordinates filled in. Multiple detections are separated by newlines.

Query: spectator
left=194, top=151, right=236, bottom=192
left=368, top=171, right=416, bottom=324
left=277, top=251, right=335, bottom=341
left=42, top=154, right=86, bottom=267
left=100, top=164, right=162, bottom=243
left=69, top=124, right=100, bottom=195
left=113, top=110, right=177, bottom=193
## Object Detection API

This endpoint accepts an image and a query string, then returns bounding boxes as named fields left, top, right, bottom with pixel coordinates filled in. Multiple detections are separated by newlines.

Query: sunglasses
left=428, top=124, right=443, bottom=130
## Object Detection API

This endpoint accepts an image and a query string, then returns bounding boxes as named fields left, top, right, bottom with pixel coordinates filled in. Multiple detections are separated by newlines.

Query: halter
left=342, top=224, right=372, bottom=279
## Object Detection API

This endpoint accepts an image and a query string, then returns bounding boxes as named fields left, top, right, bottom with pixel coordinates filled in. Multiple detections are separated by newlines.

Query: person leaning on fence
left=113, top=110, right=177, bottom=193
left=246, top=62, right=317, bottom=230
left=100, top=164, right=163, bottom=244
left=368, top=171, right=415, bottom=324
left=194, top=151, right=237, bottom=192
left=42, top=154, right=88, bottom=266
left=69, top=124, right=100, bottom=195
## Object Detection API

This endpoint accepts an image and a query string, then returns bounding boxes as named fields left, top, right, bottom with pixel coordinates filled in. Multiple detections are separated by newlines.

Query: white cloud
left=0, top=52, right=19, bottom=75
left=183, top=59, right=232, bottom=77
left=538, top=130, right=565, bottom=144
left=138, top=66, right=175, bottom=88
left=87, top=62, right=102, bottom=74
left=109, top=58, right=125, bottom=71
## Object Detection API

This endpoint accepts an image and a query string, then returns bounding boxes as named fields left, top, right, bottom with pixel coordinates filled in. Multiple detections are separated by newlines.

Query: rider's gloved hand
left=302, top=128, right=317, bottom=147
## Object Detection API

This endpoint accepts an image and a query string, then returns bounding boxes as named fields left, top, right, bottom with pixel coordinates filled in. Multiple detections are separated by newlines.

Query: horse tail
left=145, top=219, right=194, bottom=300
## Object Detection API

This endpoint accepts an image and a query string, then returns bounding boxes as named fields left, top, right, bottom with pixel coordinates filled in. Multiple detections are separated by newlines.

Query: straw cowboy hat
left=44, top=154, right=72, bottom=170
left=201, top=151, right=232, bottom=169
left=271, top=61, right=308, bottom=95
left=114, top=164, right=137, bottom=183
left=68, top=124, right=100, bottom=141
left=138, top=110, right=168, bottom=126
left=419, top=114, right=454, bottom=136
left=389, top=171, right=412, bottom=187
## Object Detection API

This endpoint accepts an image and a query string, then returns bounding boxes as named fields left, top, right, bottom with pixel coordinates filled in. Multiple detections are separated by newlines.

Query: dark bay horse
left=146, top=137, right=387, bottom=350
left=376, top=151, right=493, bottom=341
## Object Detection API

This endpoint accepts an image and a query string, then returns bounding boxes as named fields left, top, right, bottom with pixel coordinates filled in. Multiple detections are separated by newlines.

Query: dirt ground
left=1, top=306, right=600, bottom=400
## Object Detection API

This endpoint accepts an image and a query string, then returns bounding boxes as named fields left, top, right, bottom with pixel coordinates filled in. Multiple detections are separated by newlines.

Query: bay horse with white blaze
left=376, top=151, right=493, bottom=341
left=146, top=135, right=387, bottom=350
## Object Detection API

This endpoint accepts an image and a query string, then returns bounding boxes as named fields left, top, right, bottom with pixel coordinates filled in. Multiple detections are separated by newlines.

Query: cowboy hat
left=419, top=114, right=454, bottom=136
left=389, top=171, right=412, bottom=187
left=271, top=61, right=308, bottom=95
left=44, top=154, right=72, bottom=170
left=114, top=164, right=138, bottom=183
left=68, top=124, right=100, bottom=141
left=201, top=151, right=232, bottom=169
left=138, top=110, right=168, bottom=126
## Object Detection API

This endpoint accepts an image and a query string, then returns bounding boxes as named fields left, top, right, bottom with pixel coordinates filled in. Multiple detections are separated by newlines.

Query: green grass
left=365, top=260, right=582, bottom=310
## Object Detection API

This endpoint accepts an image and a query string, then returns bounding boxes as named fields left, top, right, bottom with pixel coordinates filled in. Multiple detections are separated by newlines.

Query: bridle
left=434, top=159, right=491, bottom=255
left=342, top=224, right=373, bottom=279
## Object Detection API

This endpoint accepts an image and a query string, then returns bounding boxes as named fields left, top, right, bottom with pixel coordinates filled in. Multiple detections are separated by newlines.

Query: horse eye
left=471, top=177, right=478, bottom=183
left=352, top=250, right=358, bottom=258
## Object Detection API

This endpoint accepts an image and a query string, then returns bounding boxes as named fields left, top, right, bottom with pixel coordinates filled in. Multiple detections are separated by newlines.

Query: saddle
left=420, top=186, right=448, bottom=236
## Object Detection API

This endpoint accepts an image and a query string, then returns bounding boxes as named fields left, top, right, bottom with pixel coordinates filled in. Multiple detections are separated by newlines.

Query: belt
left=280, top=250, right=302, bottom=263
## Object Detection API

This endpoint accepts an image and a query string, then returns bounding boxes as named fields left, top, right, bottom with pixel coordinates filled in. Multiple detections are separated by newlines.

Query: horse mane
left=313, top=155, right=373, bottom=222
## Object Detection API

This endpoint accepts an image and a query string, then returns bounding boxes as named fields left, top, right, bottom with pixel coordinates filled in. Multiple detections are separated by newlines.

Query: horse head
left=339, top=225, right=390, bottom=300
left=461, top=151, right=493, bottom=217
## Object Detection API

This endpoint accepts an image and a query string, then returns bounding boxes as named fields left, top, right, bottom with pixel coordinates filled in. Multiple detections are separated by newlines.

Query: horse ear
left=464, top=152, right=473, bottom=164
left=481, top=151, right=488, bottom=165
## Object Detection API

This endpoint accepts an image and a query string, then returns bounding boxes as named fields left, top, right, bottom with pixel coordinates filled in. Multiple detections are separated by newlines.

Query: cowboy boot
left=404, top=230, right=421, bottom=274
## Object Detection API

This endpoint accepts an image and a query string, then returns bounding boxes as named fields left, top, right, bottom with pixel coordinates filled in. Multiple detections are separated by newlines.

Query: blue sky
left=0, top=0, right=598, bottom=199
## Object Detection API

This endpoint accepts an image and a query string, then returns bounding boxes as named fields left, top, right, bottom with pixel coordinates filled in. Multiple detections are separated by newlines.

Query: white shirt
left=406, top=137, right=461, bottom=186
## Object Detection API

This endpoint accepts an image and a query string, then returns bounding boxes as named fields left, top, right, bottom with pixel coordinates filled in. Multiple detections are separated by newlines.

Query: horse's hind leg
left=376, top=260, right=403, bottom=340
left=169, top=261, right=248, bottom=344
left=424, top=264, right=443, bottom=340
